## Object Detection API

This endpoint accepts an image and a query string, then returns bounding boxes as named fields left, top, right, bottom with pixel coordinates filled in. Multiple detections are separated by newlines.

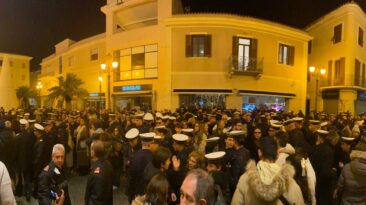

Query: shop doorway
left=115, top=95, right=152, bottom=111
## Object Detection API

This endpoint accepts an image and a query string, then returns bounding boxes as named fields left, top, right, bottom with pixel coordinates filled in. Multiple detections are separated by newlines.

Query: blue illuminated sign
left=122, top=85, right=141, bottom=91
left=89, top=93, right=99, bottom=97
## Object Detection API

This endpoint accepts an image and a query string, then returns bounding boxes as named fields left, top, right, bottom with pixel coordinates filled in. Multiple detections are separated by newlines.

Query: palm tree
left=16, top=86, right=36, bottom=108
left=48, top=73, right=88, bottom=109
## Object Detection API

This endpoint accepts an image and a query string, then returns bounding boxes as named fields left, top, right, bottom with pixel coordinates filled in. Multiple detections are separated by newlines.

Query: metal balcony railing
left=229, top=55, right=263, bottom=76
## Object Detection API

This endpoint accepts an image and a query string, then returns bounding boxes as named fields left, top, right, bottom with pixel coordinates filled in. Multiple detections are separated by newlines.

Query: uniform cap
left=320, top=122, right=328, bottom=127
left=154, top=135, right=163, bottom=140
left=24, top=113, right=30, bottom=116
left=341, top=137, right=355, bottom=144
left=228, top=130, right=245, bottom=136
left=143, top=113, right=154, bottom=121
left=168, top=116, right=176, bottom=120
left=134, top=113, right=144, bottom=119
left=309, top=120, right=321, bottom=125
left=125, top=128, right=139, bottom=140
left=316, top=129, right=329, bottom=135
left=28, top=119, right=36, bottom=123
left=19, top=119, right=28, bottom=125
left=292, top=117, right=304, bottom=122
left=34, top=123, right=44, bottom=131
left=139, top=132, right=155, bottom=141
left=283, top=119, right=295, bottom=126
left=172, top=134, right=188, bottom=143
left=205, top=136, right=220, bottom=142
left=182, top=128, right=194, bottom=133
left=270, top=122, right=282, bottom=130
left=162, top=115, right=170, bottom=120
left=155, top=112, right=163, bottom=118
left=155, top=125, right=166, bottom=130
left=205, top=151, right=226, bottom=161
left=108, top=113, right=116, bottom=117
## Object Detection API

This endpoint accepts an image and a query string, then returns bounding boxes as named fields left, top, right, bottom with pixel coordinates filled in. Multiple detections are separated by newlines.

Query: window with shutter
left=363, top=63, right=366, bottom=87
left=333, top=24, right=342, bottom=44
left=185, top=34, right=211, bottom=57
left=232, top=37, right=258, bottom=71
left=355, top=59, right=361, bottom=86
left=359, top=27, right=364, bottom=47
left=278, top=44, right=294, bottom=66
left=328, top=60, right=333, bottom=86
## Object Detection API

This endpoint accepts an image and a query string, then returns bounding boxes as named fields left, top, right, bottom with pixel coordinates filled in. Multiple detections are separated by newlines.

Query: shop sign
left=358, top=91, right=366, bottom=101
left=114, top=84, right=152, bottom=92
left=322, top=90, right=339, bottom=99
left=89, top=93, right=105, bottom=97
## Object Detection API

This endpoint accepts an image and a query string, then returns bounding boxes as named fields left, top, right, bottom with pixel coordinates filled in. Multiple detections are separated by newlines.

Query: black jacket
left=85, top=158, right=113, bottom=205
left=38, top=161, right=71, bottom=205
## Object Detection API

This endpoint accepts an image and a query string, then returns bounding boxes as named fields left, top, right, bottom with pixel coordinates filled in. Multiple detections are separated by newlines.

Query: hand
left=56, top=189, right=65, bottom=205
left=171, top=193, right=177, bottom=202
left=339, top=162, right=344, bottom=168
left=172, top=155, right=180, bottom=171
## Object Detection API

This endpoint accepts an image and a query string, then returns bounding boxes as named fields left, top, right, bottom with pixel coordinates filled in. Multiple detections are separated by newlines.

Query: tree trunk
left=65, top=100, right=72, bottom=110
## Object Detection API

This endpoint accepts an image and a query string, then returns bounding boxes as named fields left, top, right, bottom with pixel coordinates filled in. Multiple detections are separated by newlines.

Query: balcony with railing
left=229, top=55, right=263, bottom=76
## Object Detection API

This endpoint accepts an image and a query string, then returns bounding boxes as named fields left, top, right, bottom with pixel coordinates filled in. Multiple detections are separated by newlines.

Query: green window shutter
left=205, top=35, right=212, bottom=57
left=186, top=35, right=192, bottom=57
left=289, top=46, right=295, bottom=66
left=328, top=60, right=333, bottom=86
left=232, top=36, right=239, bottom=68
left=340, top=57, right=346, bottom=85
left=249, top=38, right=258, bottom=69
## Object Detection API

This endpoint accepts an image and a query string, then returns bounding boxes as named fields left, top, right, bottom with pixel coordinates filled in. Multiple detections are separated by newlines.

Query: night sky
left=0, top=0, right=364, bottom=70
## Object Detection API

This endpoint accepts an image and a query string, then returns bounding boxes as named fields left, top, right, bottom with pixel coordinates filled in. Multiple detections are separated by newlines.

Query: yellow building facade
left=307, top=2, right=366, bottom=114
left=40, top=34, right=107, bottom=109
left=101, top=0, right=311, bottom=112
left=0, top=52, right=32, bottom=110
left=41, top=0, right=312, bottom=112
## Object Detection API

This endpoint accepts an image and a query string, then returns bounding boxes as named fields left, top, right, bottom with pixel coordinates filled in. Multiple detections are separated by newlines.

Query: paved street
left=15, top=175, right=129, bottom=205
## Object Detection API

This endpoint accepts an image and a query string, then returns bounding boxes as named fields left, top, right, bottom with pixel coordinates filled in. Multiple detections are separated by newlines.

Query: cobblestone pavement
left=15, top=174, right=129, bottom=205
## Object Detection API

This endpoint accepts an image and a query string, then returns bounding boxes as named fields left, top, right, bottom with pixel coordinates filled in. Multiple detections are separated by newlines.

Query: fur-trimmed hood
left=131, top=195, right=148, bottom=205
left=350, top=150, right=366, bottom=160
left=350, top=150, right=366, bottom=177
left=246, top=160, right=295, bottom=202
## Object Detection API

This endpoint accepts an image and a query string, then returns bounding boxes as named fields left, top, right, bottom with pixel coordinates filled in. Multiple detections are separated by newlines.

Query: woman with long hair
left=193, top=122, right=207, bottom=155
left=132, top=174, right=169, bottom=205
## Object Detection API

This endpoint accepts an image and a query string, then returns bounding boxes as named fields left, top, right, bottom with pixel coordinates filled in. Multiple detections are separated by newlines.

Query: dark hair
left=93, top=120, right=103, bottom=129
left=186, top=169, right=215, bottom=205
left=275, top=131, right=288, bottom=148
left=145, top=174, right=169, bottom=205
left=152, top=147, right=172, bottom=169
left=259, top=136, right=278, bottom=161
left=91, top=140, right=105, bottom=158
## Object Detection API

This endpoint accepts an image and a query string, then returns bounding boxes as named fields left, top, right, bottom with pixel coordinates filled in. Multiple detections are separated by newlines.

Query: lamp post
left=100, top=60, right=118, bottom=110
left=98, top=75, right=103, bottom=110
left=309, top=66, right=326, bottom=113
left=36, top=81, right=43, bottom=108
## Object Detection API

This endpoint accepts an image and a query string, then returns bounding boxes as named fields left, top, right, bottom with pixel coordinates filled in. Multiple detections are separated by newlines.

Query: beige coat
left=0, top=161, right=16, bottom=205
left=231, top=160, right=304, bottom=205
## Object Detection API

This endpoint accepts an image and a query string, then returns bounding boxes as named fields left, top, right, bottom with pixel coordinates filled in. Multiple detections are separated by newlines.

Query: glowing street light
left=100, top=60, right=119, bottom=110
left=309, top=66, right=326, bottom=113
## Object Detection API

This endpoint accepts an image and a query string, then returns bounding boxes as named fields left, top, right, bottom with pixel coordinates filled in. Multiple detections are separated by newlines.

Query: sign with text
left=114, top=84, right=152, bottom=92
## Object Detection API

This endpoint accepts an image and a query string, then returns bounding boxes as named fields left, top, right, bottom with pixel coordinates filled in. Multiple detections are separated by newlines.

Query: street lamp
left=309, top=66, right=326, bottom=113
left=100, top=60, right=118, bottom=110
left=98, top=75, right=103, bottom=110
left=36, top=81, right=43, bottom=108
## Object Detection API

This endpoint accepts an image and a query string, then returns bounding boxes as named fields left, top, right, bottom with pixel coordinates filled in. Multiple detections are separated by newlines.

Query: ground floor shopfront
left=171, top=89, right=297, bottom=111
left=320, top=87, right=366, bottom=115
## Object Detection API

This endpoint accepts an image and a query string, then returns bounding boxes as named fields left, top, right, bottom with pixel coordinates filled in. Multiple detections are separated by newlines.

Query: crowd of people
left=0, top=106, right=366, bottom=205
